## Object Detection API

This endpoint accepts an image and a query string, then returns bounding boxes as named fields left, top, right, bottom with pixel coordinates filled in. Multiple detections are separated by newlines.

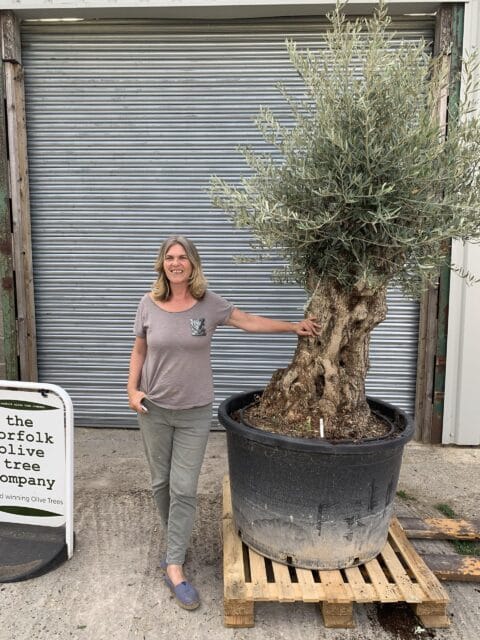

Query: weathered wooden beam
left=400, top=515, right=480, bottom=582
left=414, top=3, right=465, bottom=444
left=2, top=10, right=37, bottom=382
left=431, top=3, right=465, bottom=443
left=421, top=554, right=480, bottom=582
left=414, top=5, right=453, bottom=443
left=0, top=14, right=19, bottom=381
left=414, top=285, right=439, bottom=442
left=1, top=12, right=21, bottom=64
left=400, top=516, right=480, bottom=541
left=5, top=61, right=37, bottom=381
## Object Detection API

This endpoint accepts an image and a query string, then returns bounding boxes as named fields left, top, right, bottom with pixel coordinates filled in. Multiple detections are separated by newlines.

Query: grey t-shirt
left=134, top=290, right=234, bottom=409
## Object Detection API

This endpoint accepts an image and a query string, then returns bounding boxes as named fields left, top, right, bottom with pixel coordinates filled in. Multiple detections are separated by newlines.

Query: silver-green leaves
left=211, top=1, right=480, bottom=298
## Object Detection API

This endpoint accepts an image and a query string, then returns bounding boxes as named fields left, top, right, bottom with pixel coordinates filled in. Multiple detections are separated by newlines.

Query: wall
left=443, top=0, right=480, bottom=445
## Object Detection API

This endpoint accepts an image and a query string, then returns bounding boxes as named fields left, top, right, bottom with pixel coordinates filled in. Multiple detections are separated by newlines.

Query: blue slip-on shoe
left=163, top=574, right=200, bottom=610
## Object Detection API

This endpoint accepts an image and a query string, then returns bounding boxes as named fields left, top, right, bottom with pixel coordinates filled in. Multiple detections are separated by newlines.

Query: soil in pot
left=241, top=395, right=393, bottom=441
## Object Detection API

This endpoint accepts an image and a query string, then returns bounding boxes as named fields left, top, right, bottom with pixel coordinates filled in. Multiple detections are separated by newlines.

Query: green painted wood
left=0, top=55, right=19, bottom=380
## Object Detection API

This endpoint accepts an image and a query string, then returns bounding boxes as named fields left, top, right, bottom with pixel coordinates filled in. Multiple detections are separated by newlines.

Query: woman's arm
left=127, top=336, right=148, bottom=412
left=226, top=308, right=319, bottom=336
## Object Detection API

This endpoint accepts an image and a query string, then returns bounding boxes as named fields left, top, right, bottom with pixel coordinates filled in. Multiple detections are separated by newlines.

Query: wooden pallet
left=222, top=476, right=450, bottom=629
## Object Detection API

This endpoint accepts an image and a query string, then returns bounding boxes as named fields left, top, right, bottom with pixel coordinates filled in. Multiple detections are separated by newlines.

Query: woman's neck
left=169, top=284, right=193, bottom=301
left=150, top=287, right=198, bottom=312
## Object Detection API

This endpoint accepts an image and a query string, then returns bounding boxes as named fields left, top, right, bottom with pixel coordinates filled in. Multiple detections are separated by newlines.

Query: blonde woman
left=127, top=235, right=318, bottom=610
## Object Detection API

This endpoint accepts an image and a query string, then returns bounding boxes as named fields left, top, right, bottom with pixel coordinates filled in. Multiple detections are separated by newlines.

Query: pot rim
left=218, top=389, right=415, bottom=454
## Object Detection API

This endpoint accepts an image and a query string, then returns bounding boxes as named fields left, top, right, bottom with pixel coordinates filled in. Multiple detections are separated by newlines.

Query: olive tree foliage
left=211, top=2, right=480, bottom=300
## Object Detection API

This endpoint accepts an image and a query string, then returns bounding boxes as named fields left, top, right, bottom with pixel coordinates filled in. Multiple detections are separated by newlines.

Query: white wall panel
left=443, top=0, right=480, bottom=445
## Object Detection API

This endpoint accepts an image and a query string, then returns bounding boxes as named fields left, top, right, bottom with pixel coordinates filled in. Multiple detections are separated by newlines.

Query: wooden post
left=0, top=12, right=18, bottom=380
left=431, top=3, right=464, bottom=443
left=1, top=10, right=37, bottom=382
left=414, top=285, right=439, bottom=442
left=1, top=11, right=20, bottom=63
left=415, top=4, right=461, bottom=443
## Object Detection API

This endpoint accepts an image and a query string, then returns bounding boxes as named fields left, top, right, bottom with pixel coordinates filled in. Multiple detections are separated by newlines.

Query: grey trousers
left=138, top=399, right=212, bottom=565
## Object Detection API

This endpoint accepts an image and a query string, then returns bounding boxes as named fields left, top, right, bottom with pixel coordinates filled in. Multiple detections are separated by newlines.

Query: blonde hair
left=152, top=235, right=208, bottom=301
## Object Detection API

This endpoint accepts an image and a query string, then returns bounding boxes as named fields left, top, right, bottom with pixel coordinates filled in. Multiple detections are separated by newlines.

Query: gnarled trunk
left=257, top=279, right=388, bottom=438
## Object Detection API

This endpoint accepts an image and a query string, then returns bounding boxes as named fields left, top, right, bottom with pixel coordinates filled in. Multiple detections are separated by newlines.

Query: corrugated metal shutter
left=20, top=16, right=433, bottom=427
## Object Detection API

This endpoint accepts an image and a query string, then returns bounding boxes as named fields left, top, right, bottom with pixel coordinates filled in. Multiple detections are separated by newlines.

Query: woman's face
left=163, top=243, right=193, bottom=286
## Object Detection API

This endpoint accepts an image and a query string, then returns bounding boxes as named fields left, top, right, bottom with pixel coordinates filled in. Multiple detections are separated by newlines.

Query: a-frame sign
left=0, top=381, right=74, bottom=581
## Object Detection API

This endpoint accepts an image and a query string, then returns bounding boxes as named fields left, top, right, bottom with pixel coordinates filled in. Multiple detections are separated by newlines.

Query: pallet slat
left=319, top=569, right=353, bottom=604
left=400, top=516, right=480, bottom=540
left=296, top=567, right=324, bottom=602
left=363, top=556, right=401, bottom=602
left=271, top=562, right=301, bottom=602
left=222, top=477, right=254, bottom=628
left=421, top=554, right=480, bottom=582
left=389, top=518, right=450, bottom=612
left=380, top=541, right=423, bottom=602
left=344, top=566, right=377, bottom=602
left=248, top=548, right=277, bottom=601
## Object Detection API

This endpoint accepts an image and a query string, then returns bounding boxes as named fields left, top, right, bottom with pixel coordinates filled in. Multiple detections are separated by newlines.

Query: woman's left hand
left=293, top=317, right=321, bottom=337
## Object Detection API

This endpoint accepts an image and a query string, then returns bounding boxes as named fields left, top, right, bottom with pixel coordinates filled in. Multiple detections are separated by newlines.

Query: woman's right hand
left=128, top=389, right=147, bottom=413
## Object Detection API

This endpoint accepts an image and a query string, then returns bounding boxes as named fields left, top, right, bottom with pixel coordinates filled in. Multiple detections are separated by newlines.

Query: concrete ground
left=2, top=429, right=480, bottom=640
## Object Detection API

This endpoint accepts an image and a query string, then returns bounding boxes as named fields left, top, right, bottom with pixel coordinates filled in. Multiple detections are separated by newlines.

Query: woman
left=127, top=235, right=318, bottom=610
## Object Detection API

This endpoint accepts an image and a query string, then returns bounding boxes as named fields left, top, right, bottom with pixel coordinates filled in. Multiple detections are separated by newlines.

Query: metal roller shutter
left=20, top=16, right=433, bottom=426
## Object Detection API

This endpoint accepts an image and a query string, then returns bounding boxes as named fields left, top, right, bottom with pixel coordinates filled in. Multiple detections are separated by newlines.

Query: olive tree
left=211, top=2, right=480, bottom=439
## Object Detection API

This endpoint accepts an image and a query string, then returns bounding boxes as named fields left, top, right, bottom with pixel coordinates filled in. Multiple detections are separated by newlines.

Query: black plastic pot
left=218, top=390, right=414, bottom=570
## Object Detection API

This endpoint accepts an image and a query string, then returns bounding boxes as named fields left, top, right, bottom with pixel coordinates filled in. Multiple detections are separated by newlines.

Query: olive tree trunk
left=258, top=280, right=388, bottom=436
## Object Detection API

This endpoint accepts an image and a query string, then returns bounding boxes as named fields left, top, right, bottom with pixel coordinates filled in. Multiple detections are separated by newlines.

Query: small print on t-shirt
left=190, top=318, right=206, bottom=336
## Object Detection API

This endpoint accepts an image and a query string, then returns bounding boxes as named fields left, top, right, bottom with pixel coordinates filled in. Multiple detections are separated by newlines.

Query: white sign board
left=0, top=382, right=74, bottom=558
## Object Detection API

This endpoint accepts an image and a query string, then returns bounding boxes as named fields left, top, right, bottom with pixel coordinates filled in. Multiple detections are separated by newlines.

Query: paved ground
left=2, top=429, right=480, bottom=640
